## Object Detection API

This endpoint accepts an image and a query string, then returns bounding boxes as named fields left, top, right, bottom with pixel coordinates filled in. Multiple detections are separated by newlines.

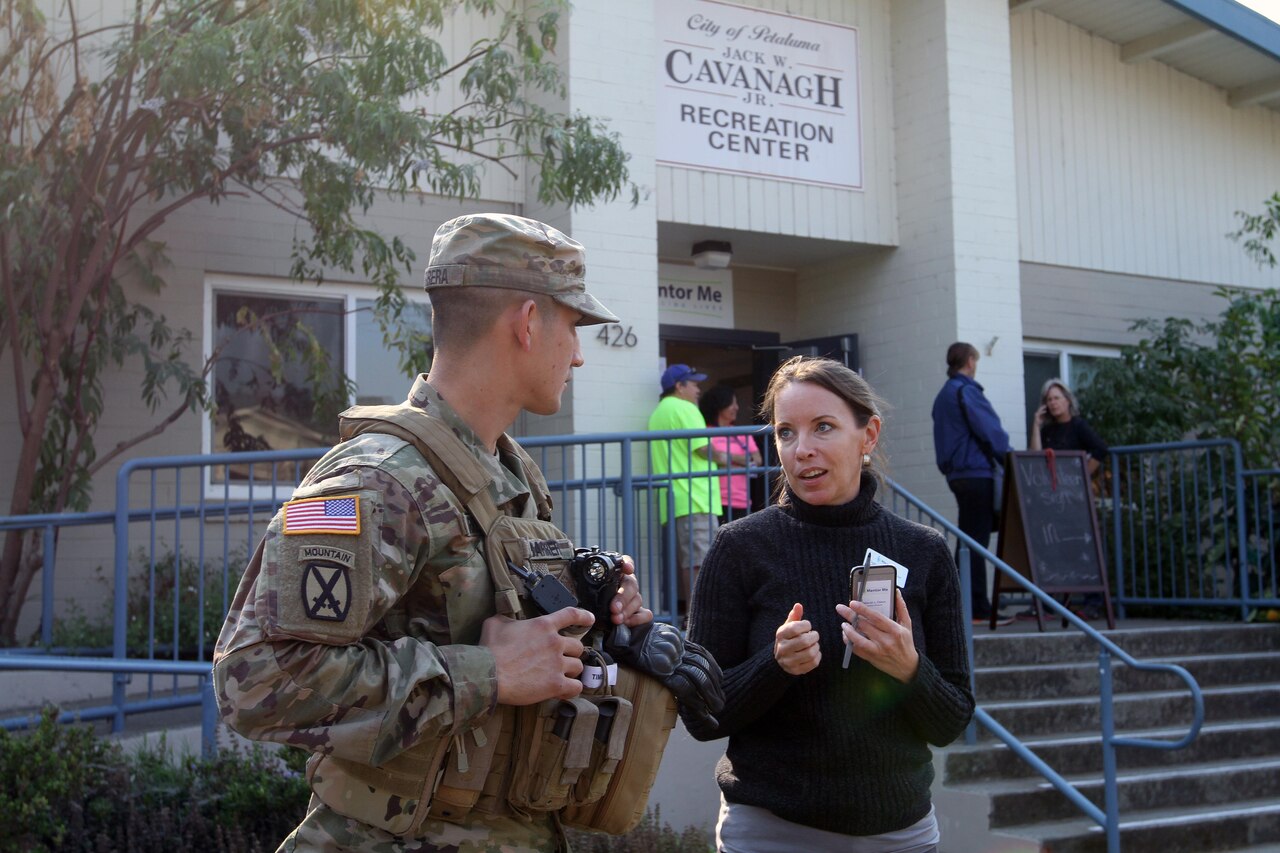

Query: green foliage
left=0, top=0, right=633, bottom=642
left=47, top=548, right=245, bottom=656
left=1080, top=287, right=1280, bottom=469
left=161, top=741, right=310, bottom=843
left=0, top=712, right=704, bottom=853
left=0, top=707, right=124, bottom=852
left=1231, top=191, right=1280, bottom=268
left=0, top=709, right=308, bottom=852
left=122, top=548, right=245, bottom=657
left=45, top=598, right=113, bottom=650
left=1082, top=287, right=1280, bottom=617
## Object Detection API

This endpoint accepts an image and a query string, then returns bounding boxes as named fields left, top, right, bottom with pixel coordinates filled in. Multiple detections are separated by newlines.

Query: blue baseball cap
left=661, top=364, right=707, bottom=393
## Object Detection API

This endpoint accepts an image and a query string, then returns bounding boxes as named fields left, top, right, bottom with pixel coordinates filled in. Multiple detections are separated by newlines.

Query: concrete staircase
left=935, top=622, right=1280, bottom=852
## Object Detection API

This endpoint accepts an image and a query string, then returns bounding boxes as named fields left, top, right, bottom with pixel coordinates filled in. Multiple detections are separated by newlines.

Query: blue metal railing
left=1244, top=467, right=1280, bottom=608
left=0, top=449, right=323, bottom=755
left=887, top=480, right=1205, bottom=853
left=1105, top=440, right=1279, bottom=619
left=109, top=448, right=324, bottom=732
left=0, top=656, right=218, bottom=759
left=3, top=429, right=777, bottom=750
left=4, top=431, right=1262, bottom=850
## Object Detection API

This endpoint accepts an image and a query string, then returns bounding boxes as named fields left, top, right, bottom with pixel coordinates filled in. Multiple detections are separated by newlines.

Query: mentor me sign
left=658, top=264, right=734, bottom=328
left=657, top=0, right=861, bottom=189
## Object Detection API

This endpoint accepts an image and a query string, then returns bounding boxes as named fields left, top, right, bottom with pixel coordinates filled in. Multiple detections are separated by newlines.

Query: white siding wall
left=733, top=266, right=799, bottom=338
left=534, top=0, right=663, bottom=438
left=655, top=0, right=898, bottom=247
left=1013, top=10, right=1280, bottom=290
left=796, top=0, right=1024, bottom=512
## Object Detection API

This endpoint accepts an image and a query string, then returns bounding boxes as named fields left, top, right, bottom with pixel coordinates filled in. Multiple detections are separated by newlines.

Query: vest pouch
left=426, top=709, right=507, bottom=822
left=560, top=666, right=679, bottom=835
left=481, top=514, right=578, bottom=620
left=570, top=694, right=633, bottom=807
left=508, top=696, right=598, bottom=812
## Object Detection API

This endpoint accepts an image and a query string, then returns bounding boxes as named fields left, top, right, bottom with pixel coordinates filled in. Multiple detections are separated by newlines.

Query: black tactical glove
left=606, top=621, right=725, bottom=728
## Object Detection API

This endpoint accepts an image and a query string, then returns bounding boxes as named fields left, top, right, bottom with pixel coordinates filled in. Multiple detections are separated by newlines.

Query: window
left=353, top=298, right=432, bottom=406
left=205, top=276, right=431, bottom=488
left=1022, top=342, right=1117, bottom=430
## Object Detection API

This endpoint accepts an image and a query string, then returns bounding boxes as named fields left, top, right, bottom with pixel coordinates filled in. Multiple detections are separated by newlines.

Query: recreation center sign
left=657, top=0, right=862, bottom=189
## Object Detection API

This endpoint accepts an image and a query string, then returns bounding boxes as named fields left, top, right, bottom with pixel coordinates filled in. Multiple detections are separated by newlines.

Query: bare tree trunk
left=0, top=530, right=42, bottom=646
left=0, top=362, right=61, bottom=644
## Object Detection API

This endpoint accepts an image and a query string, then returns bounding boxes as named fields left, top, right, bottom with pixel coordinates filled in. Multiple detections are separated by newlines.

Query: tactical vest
left=305, top=403, right=676, bottom=839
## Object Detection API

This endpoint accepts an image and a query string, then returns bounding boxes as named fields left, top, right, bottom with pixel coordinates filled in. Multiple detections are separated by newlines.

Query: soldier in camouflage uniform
left=213, top=214, right=653, bottom=852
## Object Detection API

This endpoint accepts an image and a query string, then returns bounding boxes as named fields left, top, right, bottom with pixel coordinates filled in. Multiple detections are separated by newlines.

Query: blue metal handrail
left=1, top=430, right=1231, bottom=847
left=1106, top=439, right=1278, bottom=619
left=0, top=655, right=218, bottom=758
left=110, top=447, right=325, bottom=731
left=888, top=478, right=1204, bottom=853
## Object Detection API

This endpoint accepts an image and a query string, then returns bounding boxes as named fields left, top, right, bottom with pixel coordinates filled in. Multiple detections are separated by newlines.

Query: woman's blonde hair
left=1040, top=377, right=1079, bottom=418
left=760, top=356, right=887, bottom=503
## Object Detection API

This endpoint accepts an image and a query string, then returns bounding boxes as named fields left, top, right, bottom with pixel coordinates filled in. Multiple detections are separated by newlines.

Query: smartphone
left=849, top=564, right=898, bottom=625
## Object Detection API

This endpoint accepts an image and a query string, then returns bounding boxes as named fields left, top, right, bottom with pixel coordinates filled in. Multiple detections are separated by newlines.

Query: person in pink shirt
left=700, top=384, right=763, bottom=523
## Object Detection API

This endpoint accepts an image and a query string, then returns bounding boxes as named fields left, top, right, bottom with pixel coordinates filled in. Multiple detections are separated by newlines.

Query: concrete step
left=944, top=718, right=1280, bottom=784
left=1003, top=797, right=1280, bottom=853
left=973, top=651, right=1280, bottom=702
left=976, top=684, right=1279, bottom=741
left=973, top=623, right=1280, bottom=668
left=978, top=756, right=1280, bottom=829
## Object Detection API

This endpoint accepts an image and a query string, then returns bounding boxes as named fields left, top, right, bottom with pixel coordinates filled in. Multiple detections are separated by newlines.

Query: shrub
left=49, top=547, right=246, bottom=657
left=1081, top=287, right=1280, bottom=617
left=1080, top=286, right=1280, bottom=468
left=0, top=706, right=123, bottom=852
left=0, top=708, right=308, bottom=852
left=121, top=548, right=245, bottom=658
left=0, top=711, right=711, bottom=852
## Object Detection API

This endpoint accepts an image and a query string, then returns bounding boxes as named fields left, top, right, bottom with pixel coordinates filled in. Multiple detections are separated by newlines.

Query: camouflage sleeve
left=213, top=438, right=498, bottom=766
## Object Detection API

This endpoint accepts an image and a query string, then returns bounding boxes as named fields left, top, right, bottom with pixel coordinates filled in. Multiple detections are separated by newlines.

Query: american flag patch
left=283, top=495, right=361, bottom=535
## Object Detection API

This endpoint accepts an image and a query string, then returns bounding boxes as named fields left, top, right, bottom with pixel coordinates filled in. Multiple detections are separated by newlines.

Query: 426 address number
left=595, top=324, right=638, bottom=348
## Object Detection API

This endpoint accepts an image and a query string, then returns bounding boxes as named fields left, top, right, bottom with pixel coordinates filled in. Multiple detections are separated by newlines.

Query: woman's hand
left=774, top=602, right=821, bottom=675
left=837, top=590, right=919, bottom=683
left=1034, top=404, right=1049, bottom=426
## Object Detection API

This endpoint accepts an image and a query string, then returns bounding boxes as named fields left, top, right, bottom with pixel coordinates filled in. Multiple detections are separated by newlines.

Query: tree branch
left=119, top=130, right=325, bottom=249
left=82, top=295, right=340, bottom=478
left=85, top=393, right=193, bottom=477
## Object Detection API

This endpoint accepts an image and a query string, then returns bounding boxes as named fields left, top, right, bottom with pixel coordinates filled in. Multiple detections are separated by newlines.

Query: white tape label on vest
left=580, top=663, right=618, bottom=689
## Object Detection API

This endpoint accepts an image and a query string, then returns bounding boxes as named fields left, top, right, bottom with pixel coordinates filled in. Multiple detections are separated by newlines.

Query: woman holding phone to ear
left=1029, top=378, right=1108, bottom=477
left=1029, top=377, right=1109, bottom=620
left=682, top=356, right=974, bottom=853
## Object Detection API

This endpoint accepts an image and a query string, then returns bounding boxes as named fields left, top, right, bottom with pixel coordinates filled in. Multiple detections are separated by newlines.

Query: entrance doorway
left=659, top=326, right=861, bottom=512
left=660, top=325, right=779, bottom=426
left=659, top=326, right=860, bottom=424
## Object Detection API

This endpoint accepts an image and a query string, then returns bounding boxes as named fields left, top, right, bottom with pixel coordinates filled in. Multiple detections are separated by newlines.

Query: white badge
left=864, top=548, right=910, bottom=587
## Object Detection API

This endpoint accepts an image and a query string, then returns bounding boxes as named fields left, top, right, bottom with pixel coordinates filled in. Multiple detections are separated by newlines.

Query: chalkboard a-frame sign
left=994, top=450, right=1115, bottom=631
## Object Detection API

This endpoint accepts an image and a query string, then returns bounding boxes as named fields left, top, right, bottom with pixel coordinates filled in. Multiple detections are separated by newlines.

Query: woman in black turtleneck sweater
left=684, top=356, right=974, bottom=853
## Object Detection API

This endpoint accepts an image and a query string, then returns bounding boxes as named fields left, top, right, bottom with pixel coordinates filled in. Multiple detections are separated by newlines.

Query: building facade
left=4, top=0, right=1280, bottom=636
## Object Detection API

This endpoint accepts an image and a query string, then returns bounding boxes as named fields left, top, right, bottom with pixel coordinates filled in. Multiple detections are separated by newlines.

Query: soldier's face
left=527, top=300, right=585, bottom=416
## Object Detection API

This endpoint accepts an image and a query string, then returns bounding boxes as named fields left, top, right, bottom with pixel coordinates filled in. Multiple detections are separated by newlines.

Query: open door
left=752, top=334, right=860, bottom=390
left=778, top=334, right=859, bottom=369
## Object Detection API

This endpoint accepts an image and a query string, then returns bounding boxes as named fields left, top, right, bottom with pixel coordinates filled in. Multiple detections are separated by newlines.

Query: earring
left=861, top=453, right=871, bottom=466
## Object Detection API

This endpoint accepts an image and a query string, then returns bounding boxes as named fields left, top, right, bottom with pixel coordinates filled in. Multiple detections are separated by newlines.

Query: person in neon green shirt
left=649, top=364, right=723, bottom=618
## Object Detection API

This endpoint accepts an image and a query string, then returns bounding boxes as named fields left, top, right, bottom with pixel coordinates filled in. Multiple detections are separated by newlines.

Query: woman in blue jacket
left=930, top=342, right=1012, bottom=626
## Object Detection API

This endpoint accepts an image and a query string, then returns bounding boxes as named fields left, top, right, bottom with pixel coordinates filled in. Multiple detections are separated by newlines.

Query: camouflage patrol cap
left=424, top=213, right=619, bottom=326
